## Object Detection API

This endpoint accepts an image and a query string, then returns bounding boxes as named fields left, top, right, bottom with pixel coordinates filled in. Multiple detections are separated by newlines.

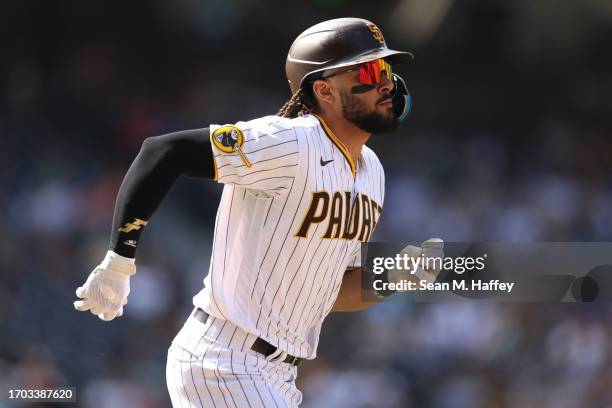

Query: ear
left=312, top=79, right=335, bottom=106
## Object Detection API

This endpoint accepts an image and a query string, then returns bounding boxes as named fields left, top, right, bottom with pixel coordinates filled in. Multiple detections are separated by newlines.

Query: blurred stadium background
left=2, top=0, right=612, bottom=407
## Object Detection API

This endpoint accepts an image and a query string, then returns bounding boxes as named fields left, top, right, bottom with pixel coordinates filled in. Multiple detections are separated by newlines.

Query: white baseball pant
left=166, top=310, right=302, bottom=407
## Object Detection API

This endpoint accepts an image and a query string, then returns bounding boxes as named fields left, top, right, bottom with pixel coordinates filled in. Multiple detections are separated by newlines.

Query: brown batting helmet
left=285, top=18, right=414, bottom=94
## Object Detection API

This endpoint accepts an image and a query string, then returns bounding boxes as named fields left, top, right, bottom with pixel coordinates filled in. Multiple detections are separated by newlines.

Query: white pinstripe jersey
left=193, top=113, right=384, bottom=359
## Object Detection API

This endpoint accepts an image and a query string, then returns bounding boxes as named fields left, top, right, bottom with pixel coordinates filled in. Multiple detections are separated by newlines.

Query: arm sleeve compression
left=109, top=128, right=213, bottom=258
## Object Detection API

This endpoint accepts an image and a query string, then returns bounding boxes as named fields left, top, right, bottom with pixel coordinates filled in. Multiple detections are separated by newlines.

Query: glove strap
left=100, top=250, right=136, bottom=276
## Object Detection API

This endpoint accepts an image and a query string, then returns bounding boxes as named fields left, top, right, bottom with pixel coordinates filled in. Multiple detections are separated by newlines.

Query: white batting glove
left=388, top=238, right=444, bottom=284
left=74, top=250, right=135, bottom=321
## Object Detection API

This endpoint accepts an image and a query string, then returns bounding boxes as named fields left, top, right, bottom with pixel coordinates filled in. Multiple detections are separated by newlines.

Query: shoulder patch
left=211, top=125, right=252, bottom=167
left=212, top=125, right=245, bottom=153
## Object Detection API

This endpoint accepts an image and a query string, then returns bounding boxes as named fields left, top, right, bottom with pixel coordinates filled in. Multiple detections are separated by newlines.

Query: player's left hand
left=388, top=238, right=444, bottom=284
left=73, top=250, right=135, bottom=321
left=416, top=238, right=444, bottom=282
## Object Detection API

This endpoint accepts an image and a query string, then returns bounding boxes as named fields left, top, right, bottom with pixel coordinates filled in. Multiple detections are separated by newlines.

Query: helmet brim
left=300, top=48, right=414, bottom=88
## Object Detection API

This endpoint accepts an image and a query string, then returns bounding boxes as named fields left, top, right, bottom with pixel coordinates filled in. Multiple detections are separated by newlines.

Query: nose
left=378, top=73, right=394, bottom=94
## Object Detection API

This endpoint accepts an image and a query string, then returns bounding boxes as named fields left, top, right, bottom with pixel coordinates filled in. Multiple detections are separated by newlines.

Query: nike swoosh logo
left=320, top=157, right=334, bottom=166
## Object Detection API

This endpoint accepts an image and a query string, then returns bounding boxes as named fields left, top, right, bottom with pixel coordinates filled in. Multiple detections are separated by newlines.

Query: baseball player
left=74, top=18, right=443, bottom=407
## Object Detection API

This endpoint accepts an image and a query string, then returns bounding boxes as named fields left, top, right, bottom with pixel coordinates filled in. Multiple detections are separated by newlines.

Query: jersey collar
left=312, top=114, right=357, bottom=178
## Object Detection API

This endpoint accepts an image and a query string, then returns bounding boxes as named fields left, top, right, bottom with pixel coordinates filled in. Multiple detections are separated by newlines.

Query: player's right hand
left=73, top=250, right=136, bottom=321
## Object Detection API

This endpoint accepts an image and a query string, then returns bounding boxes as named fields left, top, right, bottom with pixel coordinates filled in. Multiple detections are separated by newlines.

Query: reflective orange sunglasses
left=322, top=58, right=392, bottom=85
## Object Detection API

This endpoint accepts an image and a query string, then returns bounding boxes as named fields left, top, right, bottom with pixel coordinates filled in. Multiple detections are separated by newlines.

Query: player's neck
left=316, top=112, right=370, bottom=163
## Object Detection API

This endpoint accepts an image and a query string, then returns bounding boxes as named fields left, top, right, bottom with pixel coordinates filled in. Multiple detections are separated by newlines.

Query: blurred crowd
left=2, top=0, right=612, bottom=407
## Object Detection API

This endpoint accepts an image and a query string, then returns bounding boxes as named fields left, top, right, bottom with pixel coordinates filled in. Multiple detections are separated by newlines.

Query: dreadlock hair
left=276, top=81, right=319, bottom=118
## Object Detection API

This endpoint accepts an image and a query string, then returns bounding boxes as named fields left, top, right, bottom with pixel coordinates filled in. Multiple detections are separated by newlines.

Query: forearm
left=332, top=240, right=445, bottom=312
left=331, top=267, right=383, bottom=312
left=110, top=128, right=214, bottom=257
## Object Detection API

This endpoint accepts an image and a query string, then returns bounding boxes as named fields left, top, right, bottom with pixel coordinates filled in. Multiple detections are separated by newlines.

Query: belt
left=193, top=308, right=303, bottom=367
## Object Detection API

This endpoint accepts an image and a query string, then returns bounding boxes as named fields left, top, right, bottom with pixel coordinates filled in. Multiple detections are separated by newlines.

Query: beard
left=340, top=89, right=398, bottom=134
